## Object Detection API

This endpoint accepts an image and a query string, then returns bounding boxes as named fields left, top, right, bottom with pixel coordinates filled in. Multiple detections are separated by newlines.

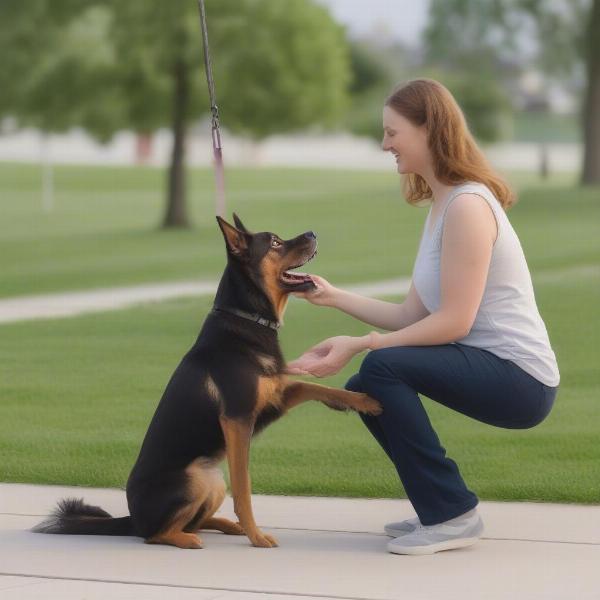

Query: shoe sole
left=387, top=535, right=481, bottom=555
left=384, top=527, right=416, bottom=537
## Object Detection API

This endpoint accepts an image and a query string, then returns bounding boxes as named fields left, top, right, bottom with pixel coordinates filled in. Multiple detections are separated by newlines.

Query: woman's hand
left=291, top=274, right=338, bottom=307
left=285, top=335, right=370, bottom=378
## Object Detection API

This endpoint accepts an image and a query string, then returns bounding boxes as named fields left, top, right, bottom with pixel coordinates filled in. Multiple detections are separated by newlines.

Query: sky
left=314, top=0, right=430, bottom=45
left=313, top=0, right=577, bottom=112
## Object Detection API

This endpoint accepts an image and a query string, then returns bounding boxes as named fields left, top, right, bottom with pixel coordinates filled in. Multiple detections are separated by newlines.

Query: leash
left=197, top=4, right=277, bottom=332
left=211, top=306, right=281, bottom=331
left=197, top=0, right=226, bottom=217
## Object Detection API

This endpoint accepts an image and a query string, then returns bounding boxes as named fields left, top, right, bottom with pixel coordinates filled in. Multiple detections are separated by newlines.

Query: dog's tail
left=31, top=497, right=134, bottom=536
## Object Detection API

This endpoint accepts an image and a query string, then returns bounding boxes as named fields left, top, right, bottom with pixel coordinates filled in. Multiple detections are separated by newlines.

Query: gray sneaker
left=387, top=509, right=484, bottom=555
left=384, top=516, right=421, bottom=537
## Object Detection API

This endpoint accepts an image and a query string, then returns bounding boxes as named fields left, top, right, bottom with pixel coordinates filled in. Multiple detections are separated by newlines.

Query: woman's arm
left=331, top=281, right=430, bottom=331
left=294, top=274, right=430, bottom=331
left=360, top=194, right=498, bottom=350
left=286, top=194, right=498, bottom=378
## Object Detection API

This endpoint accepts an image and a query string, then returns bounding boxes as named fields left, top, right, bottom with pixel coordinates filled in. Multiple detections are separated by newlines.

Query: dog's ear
left=216, top=216, right=250, bottom=257
left=232, top=213, right=250, bottom=233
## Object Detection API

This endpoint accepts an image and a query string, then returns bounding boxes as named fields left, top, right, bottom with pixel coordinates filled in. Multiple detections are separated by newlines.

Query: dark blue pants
left=345, top=343, right=558, bottom=526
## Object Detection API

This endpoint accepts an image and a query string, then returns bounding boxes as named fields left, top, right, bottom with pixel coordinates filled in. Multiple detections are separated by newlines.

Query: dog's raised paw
left=323, top=399, right=351, bottom=412
left=358, top=394, right=383, bottom=416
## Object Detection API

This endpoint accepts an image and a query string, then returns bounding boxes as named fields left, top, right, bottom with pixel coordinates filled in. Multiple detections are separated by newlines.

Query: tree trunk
left=163, top=59, right=190, bottom=228
left=539, top=143, right=549, bottom=180
left=582, top=0, right=600, bottom=185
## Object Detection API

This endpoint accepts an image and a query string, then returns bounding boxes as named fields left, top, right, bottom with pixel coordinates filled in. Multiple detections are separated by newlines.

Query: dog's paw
left=250, top=531, right=279, bottom=548
left=214, top=519, right=245, bottom=535
left=229, top=521, right=245, bottom=535
left=323, top=399, right=351, bottom=412
left=357, top=394, right=383, bottom=416
left=145, top=532, right=204, bottom=549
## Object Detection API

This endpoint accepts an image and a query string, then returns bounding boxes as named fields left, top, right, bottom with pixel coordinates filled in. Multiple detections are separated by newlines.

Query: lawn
left=0, top=163, right=593, bottom=297
left=1, top=280, right=598, bottom=502
left=0, top=162, right=598, bottom=503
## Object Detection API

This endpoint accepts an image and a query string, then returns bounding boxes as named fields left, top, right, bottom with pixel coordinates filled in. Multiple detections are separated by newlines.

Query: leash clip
left=210, top=104, right=220, bottom=127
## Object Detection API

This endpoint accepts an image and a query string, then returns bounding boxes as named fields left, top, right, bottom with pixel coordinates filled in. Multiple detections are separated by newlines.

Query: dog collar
left=211, top=306, right=281, bottom=331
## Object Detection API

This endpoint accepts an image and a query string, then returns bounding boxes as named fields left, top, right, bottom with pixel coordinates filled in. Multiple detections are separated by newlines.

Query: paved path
left=0, top=278, right=411, bottom=324
left=1, top=263, right=594, bottom=325
left=0, top=483, right=598, bottom=599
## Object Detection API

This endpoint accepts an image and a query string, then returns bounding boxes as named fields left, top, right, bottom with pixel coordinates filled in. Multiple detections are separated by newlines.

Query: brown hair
left=385, top=78, right=516, bottom=209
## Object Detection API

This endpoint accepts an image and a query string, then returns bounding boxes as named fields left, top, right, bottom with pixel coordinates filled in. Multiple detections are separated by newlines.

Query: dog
left=32, top=214, right=382, bottom=549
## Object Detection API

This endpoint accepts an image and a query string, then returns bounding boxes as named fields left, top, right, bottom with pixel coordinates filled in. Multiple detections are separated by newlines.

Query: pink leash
left=197, top=0, right=226, bottom=217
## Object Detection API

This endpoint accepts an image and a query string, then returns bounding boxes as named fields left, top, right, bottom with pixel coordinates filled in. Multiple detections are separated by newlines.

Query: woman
left=286, top=78, right=560, bottom=556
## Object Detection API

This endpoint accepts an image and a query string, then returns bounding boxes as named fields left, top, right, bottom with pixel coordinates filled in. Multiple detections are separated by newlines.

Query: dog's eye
left=271, top=238, right=282, bottom=249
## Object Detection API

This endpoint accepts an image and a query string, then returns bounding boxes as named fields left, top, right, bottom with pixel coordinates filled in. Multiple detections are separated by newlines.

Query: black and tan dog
left=33, top=214, right=381, bottom=549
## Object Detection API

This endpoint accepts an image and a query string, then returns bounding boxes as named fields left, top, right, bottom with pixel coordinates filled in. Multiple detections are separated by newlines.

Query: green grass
left=0, top=276, right=598, bottom=502
left=0, top=162, right=589, bottom=298
left=0, top=162, right=599, bottom=502
left=511, top=112, right=581, bottom=144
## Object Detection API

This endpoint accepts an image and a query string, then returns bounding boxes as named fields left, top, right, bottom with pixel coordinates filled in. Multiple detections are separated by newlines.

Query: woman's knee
left=344, top=373, right=363, bottom=393
left=515, top=386, right=557, bottom=429
left=359, top=348, right=392, bottom=380
left=358, top=347, right=413, bottom=391
left=487, top=386, right=557, bottom=430
left=345, top=375, right=381, bottom=428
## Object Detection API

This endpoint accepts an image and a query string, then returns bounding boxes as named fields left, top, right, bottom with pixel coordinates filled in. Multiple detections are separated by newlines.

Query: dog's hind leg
left=184, top=459, right=245, bottom=535
left=144, top=503, right=204, bottom=549
left=145, top=460, right=224, bottom=549
left=201, top=517, right=245, bottom=535
left=196, top=477, right=244, bottom=534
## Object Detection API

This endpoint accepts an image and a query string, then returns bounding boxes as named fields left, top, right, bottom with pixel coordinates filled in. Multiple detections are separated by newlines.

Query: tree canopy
left=0, top=0, right=353, bottom=225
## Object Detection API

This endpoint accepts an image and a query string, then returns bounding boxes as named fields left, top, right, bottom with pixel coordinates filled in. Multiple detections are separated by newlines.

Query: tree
left=341, top=37, right=511, bottom=145
left=343, top=41, right=412, bottom=142
left=423, top=0, right=600, bottom=185
left=0, top=0, right=352, bottom=227
left=105, top=0, right=351, bottom=227
left=0, top=1, right=126, bottom=138
left=0, top=1, right=127, bottom=212
left=582, top=0, right=600, bottom=183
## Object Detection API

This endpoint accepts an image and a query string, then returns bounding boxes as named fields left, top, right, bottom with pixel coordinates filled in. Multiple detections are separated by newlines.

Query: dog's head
left=217, top=213, right=317, bottom=317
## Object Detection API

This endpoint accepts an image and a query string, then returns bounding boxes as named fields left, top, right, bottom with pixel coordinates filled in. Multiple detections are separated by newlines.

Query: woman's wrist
left=323, top=286, right=343, bottom=308
left=354, top=331, right=382, bottom=352
left=367, top=331, right=382, bottom=350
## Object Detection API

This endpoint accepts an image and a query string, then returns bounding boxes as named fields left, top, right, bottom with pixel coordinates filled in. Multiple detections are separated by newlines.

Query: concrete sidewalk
left=0, top=483, right=598, bottom=599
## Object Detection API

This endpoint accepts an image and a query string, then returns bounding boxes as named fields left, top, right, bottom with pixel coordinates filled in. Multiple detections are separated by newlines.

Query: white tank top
left=412, top=181, right=560, bottom=387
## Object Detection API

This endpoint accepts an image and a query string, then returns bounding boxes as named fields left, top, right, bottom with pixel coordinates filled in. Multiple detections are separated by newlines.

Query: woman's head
left=382, top=78, right=515, bottom=209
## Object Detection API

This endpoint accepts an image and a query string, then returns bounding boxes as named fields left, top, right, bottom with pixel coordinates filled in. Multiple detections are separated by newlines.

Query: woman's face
left=382, top=105, right=430, bottom=176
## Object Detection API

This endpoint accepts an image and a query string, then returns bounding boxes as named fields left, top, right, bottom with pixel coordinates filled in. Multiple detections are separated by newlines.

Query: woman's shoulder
left=453, top=180, right=496, bottom=197
left=444, top=184, right=500, bottom=242
left=448, top=181, right=502, bottom=214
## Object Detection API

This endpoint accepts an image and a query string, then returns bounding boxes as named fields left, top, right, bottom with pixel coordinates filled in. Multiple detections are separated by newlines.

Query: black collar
left=211, top=306, right=281, bottom=331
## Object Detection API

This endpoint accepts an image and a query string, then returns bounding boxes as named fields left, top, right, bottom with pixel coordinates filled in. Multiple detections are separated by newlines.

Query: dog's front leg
left=283, top=380, right=382, bottom=415
left=219, top=415, right=278, bottom=548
